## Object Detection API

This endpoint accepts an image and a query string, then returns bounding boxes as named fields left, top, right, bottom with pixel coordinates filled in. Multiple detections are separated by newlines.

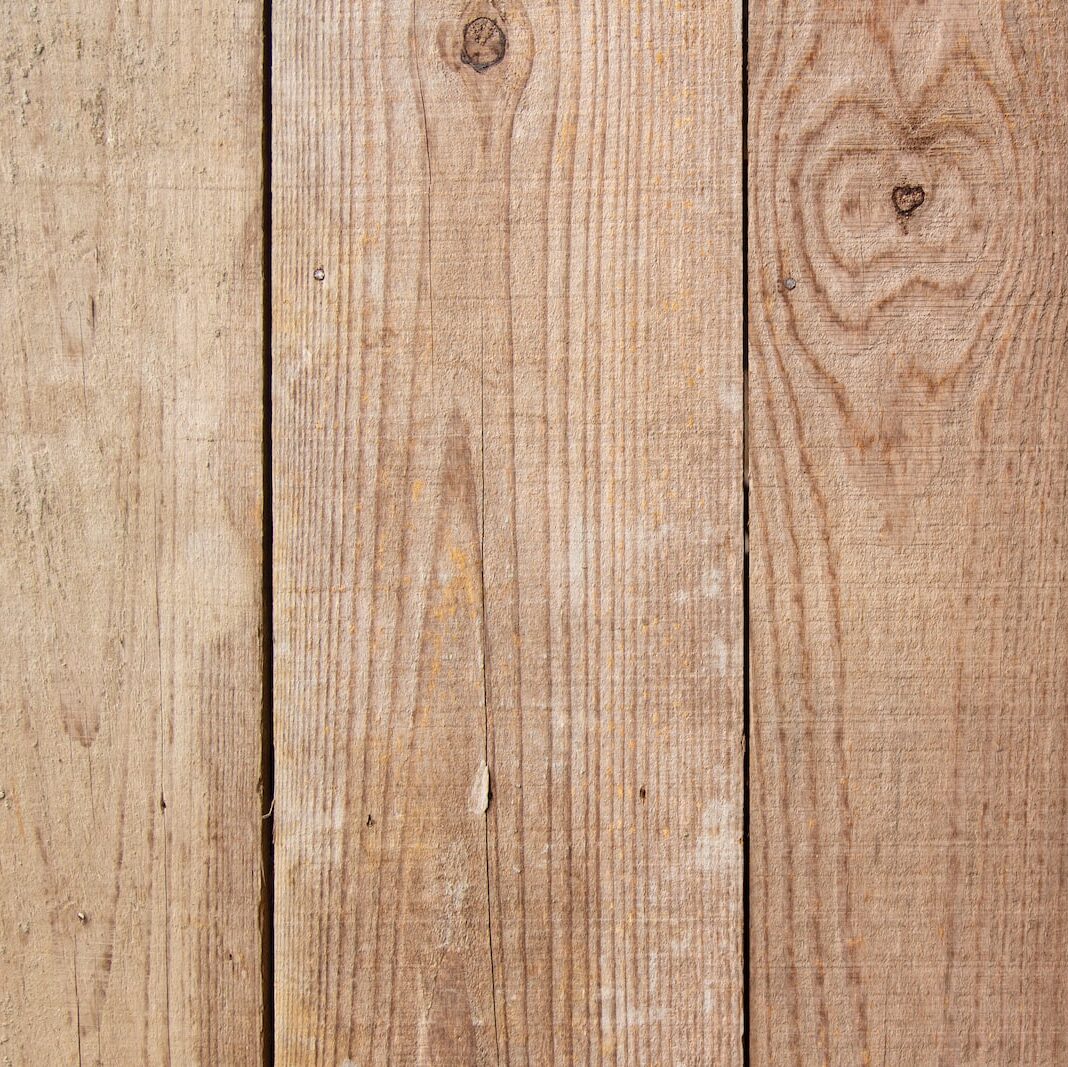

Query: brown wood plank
left=748, top=1, right=1068, bottom=1062
left=272, top=0, right=743, bottom=1062
left=0, top=2, right=266, bottom=1065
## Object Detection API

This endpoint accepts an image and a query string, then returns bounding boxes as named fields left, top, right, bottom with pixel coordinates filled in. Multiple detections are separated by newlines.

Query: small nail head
left=784, top=277, right=797, bottom=291
left=313, top=267, right=325, bottom=281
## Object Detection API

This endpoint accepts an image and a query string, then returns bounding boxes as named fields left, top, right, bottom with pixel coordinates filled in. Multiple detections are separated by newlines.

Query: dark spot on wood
left=366, top=813, right=374, bottom=827
left=892, top=184, right=925, bottom=217
left=461, top=17, right=506, bottom=73
left=159, top=793, right=167, bottom=812
left=639, top=786, right=647, bottom=801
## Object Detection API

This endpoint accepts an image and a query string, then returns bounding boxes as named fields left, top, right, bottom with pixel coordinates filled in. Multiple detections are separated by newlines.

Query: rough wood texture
left=0, top=3, right=265, bottom=1064
left=749, top=1, right=1068, bottom=1062
left=273, top=0, right=742, bottom=1062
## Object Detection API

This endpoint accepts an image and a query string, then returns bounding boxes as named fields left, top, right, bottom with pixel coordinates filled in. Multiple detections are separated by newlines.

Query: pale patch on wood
left=470, top=761, right=491, bottom=815
left=696, top=800, right=733, bottom=875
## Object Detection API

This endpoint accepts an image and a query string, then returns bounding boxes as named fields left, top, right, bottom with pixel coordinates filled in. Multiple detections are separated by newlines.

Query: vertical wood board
left=273, top=0, right=743, bottom=1062
left=0, top=3, right=266, bottom=1064
left=749, top=1, right=1068, bottom=1062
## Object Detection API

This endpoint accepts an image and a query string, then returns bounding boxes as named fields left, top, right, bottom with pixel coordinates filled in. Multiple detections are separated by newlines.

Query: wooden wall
left=1, top=0, right=1066, bottom=1063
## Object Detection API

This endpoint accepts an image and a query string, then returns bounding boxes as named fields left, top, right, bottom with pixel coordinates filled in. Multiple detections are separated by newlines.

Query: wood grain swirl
left=749, top=1, right=1068, bottom=1062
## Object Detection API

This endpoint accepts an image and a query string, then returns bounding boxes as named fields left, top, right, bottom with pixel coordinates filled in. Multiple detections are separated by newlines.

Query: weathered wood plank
left=0, top=3, right=266, bottom=1064
left=748, top=1, right=1068, bottom=1062
left=273, top=0, right=743, bottom=1062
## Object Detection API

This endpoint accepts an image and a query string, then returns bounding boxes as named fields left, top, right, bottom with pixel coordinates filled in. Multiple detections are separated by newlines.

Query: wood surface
left=272, top=0, right=742, bottom=1063
left=748, top=1, right=1068, bottom=1063
left=0, top=2, right=266, bottom=1064
left=8, top=0, right=1067, bottom=1062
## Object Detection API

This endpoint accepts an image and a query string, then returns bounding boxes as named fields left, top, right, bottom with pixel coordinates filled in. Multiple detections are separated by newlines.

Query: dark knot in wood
left=892, top=184, right=925, bottom=217
left=461, top=16, right=507, bottom=73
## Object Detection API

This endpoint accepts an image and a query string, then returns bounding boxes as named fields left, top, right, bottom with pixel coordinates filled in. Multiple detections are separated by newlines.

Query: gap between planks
left=741, top=0, right=752, bottom=1061
left=261, top=1, right=277, bottom=1064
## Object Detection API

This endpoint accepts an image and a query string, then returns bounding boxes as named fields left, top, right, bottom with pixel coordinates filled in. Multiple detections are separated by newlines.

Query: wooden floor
left=1, top=0, right=1065, bottom=1063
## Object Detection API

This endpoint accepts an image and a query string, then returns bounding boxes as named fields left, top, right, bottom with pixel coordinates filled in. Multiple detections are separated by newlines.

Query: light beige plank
left=273, top=0, right=742, bottom=1062
left=749, top=0, right=1068, bottom=1062
left=0, top=3, right=266, bottom=1063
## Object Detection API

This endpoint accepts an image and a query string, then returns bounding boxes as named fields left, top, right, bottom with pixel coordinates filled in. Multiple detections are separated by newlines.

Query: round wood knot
left=892, top=184, right=925, bottom=217
left=461, top=16, right=507, bottom=73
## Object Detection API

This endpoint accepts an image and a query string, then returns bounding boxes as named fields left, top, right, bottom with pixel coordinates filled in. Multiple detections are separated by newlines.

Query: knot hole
left=461, top=16, right=507, bottom=72
left=892, top=184, right=925, bottom=218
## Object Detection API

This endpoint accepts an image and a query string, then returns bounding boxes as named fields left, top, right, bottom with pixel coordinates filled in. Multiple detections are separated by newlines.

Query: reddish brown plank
left=749, top=1, right=1068, bottom=1062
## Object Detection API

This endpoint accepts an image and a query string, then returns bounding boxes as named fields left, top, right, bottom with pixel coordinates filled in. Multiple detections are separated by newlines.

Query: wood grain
left=0, top=3, right=265, bottom=1064
left=748, top=1, right=1068, bottom=1062
left=272, top=0, right=742, bottom=1062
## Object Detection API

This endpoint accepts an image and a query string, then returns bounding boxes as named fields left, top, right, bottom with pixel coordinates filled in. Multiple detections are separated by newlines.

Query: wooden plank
left=0, top=3, right=265, bottom=1064
left=748, top=1, right=1068, bottom=1062
left=273, top=0, right=742, bottom=1062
